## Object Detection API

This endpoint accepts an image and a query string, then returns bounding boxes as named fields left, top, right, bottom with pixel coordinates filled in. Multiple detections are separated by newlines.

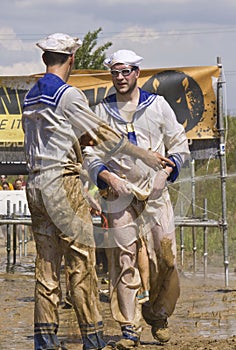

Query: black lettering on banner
left=0, top=119, right=7, bottom=129
left=0, top=87, right=27, bottom=114
left=10, top=118, right=22, bottom=129
left=0, top=141, right=24, bottom=148
left=83, top=87, right=112, bottom=107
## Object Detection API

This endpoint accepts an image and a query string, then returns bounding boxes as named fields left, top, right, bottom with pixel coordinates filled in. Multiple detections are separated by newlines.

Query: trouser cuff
left=80, top=321, right=106, bottom=350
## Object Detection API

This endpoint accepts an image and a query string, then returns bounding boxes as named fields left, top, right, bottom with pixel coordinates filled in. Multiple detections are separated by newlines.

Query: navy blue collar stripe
left=23, top=73, right=71, bottom=108
left=24, top=84, right=70, bottom=107
left=102, top=88, right=157, bottom=122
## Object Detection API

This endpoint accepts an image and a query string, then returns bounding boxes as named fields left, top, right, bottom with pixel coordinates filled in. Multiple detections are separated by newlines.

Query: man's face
left=15, top=180, right=22, bottom=190
left=110, top=64, right=139, bottom=95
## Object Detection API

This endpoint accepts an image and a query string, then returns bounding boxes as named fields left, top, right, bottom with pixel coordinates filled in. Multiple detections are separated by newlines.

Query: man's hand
left=109, top=176, right=132, bottom=196
left=98, top=170, right=131, bottom=196
left=122, top=142, right=175, bottom=171
left=149, top=168, right=172, bottom=200
left=84, top=192, right=102, bottom=214
left=151, top=151, right=175, bottom=169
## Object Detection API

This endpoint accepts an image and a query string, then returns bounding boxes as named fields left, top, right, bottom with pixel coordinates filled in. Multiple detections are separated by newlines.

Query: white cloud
left=111, top=26, right=160, bottom=44
left=0, top=27, right=34, bottom=52
left=0, top=61, right=44, bottom=76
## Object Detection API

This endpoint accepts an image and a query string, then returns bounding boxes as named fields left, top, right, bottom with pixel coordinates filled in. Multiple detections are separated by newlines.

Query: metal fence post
left=12, top=203, right=17, bottom=265
left=203, top=198, right=208, bottom=280
left=180, top=201, right=185, bottom=267
left=6, top=200, right=11, bottom=266
left=191, top=159, right=197, bottom=273
left=217, top=56, right=229, bottom=287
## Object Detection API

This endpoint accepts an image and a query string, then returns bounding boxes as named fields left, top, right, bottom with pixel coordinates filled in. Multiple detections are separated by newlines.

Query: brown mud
left=1, top=238, right=236, bottom=350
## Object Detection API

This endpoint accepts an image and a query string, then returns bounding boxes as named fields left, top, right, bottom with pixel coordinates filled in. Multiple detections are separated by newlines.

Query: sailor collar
left=23, top=73, right=70, bottom=108
left=102, top=88, right=157, bottom=122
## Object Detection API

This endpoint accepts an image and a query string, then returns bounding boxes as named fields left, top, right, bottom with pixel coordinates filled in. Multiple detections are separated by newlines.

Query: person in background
left=0, top=175, right=14, bottom=190
left=13, top=178, right=24, bottom=190
left=84, top=49, right=190, bottom=349
left=1, top=181, right=11, bottom=190
left=22, top=33, right=170, bottom=350
left=17, top=175, right=26, bottom=188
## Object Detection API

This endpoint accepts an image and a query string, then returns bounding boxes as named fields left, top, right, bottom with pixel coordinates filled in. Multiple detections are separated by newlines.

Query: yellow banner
left=0, top=76, right=36, bottom=143
left=0, top=66, right=220, bottom=143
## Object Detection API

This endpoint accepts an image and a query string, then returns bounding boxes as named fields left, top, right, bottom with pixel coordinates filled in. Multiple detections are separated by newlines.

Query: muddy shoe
left=115, top=338, right=139, bottom=349
left=151, top=319, right=170, bottom=343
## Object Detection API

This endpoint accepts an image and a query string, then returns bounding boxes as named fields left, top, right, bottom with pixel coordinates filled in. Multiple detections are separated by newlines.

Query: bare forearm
left=121, top=141, right=175, bottom=170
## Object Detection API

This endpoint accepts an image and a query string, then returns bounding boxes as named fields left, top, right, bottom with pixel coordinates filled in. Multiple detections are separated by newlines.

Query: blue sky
left=1, top=0, right=236, bottom=114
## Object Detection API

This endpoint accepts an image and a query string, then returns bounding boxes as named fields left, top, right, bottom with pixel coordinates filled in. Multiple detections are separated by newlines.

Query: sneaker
left=115, top=338, right=139, bottom=349
left=137, top=290, right=149, bottom=304
left=151, top=319, right=170, bottom=343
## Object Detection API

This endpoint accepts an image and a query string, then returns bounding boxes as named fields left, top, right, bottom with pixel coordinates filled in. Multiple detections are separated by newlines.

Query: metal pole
left=24, top=204, right=28, bottom=256
left=6, top=200, right=11, bottom=266
left=203, top=198, right=208, bottom=280
left=13, top=203, right=17, bottom=265
left=191, top=159, right=197, bottom=273
left=18, top=200, right=23, bottom=259
left=217, top=56, right=229, bottom=287
left=180, top=201, right=185, bottom=268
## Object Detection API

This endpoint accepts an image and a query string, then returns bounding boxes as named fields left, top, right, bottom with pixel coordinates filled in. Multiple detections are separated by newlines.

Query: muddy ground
left=1, top=236, right=236, bottom=350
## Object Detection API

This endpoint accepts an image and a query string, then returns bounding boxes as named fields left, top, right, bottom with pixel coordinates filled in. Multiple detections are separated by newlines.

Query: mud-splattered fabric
left=105, top=189, right=179, bottom=335
left=84, top=88, right=190, bottom=342
left=141, top=197, right=180, bottom=325
left=27, top=174, right=105, bottom=349
left=22, top=73, right=133, bottom=350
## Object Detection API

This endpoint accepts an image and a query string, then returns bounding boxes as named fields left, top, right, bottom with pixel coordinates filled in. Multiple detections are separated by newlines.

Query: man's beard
left=115, top=81, right=137, bottom=95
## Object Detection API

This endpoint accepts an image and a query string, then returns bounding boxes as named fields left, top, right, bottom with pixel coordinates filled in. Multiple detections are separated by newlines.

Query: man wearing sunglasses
left=84, top=49, right=190, bottom=349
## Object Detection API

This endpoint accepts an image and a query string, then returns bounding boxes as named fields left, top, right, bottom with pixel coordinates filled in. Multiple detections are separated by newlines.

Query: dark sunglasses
left=110, top=67, right=137, bottom=77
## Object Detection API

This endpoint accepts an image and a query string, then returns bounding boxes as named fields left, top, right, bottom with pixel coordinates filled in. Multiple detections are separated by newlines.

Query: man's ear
left=69, top=54, right=75, bottom=67
left=42, top=52, right=46, bottom=65
left=135, top=68, right=140, bottom=78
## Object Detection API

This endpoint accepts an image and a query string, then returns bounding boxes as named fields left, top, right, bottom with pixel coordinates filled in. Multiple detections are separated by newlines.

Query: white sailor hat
left=36, top=33, right=82, bottom=54
left=104, top=49, right=143, bottom=68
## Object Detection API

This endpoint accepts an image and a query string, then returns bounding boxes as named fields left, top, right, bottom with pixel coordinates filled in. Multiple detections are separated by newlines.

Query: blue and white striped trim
left=102, top=99, right=123, bottom=122
left=102, top=88, right=157, bottom=122
left=80, top=320, right=106, bottom=349
left=24, top=84, right=70, bottom=107
left=137, top=93, right=157, bottom=111
left=168, top=154, right=183, bottom=182
left=86, top=159, right=108, bottom=186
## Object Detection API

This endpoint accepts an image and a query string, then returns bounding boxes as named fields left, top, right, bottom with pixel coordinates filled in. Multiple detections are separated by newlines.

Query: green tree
left=74, top=27, right=112, bottom=70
